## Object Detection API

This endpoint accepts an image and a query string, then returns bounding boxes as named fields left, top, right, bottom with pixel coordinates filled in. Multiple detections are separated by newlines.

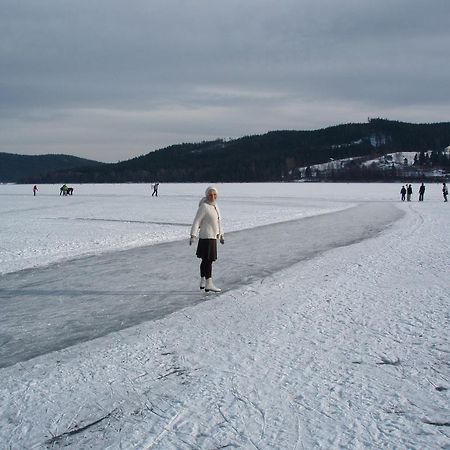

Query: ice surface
left=0, top=202, right=401, bottom=368
left=0, top=182, right=449, bottom=449
left=0, top=182, right=352, bottom=275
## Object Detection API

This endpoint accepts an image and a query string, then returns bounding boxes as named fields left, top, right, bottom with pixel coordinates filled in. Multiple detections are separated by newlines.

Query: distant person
left=400, top=185, right=406, bottom=201
left=151, top=182, right=160, bottom=197
left=60, top=184, right=68, bottom=196
left=67, top=187, right=74, bottom=195
left=443, top=182, right=448, bottom=202
left=33, top=185, right=38, bottom=196
left=190, top=186, right=224, bottom=293
left=407, top=184, right=413, bottom=201
left=418, top=183, right=425, bottom=201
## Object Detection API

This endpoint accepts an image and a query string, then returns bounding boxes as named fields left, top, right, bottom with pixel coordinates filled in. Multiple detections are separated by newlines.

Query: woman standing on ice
left=190, top=186, right=224, bottom=293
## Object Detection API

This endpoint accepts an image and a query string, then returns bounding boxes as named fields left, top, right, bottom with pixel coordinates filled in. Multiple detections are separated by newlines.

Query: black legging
left=200, top=259, right=213, bottom=279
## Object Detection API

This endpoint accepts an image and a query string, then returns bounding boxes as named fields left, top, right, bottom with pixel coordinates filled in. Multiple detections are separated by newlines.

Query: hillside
left=0, top=153, right=104, bottom=183
left=15, top=119, right=450, bottom=183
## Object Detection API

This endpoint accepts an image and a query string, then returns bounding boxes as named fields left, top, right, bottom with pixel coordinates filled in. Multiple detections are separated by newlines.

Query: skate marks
left=376, top=356, right=401, bottom=366
left=1, top=206, right=449, bottom=450
left=23, top=307, right=313, bottom=448
left=2, top=197, right=450, bottom=448
left=2, top=341, right=196, bottom=449
left=159, top=205, right=449, bottom=449
left=44, top=408, right=119, bottom=446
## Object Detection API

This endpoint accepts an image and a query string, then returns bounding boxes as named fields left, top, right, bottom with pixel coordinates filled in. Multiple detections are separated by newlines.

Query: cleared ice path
left=0, top=202, right=402, bottom=368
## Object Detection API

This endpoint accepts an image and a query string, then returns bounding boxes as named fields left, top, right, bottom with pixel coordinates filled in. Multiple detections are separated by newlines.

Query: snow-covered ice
left=0, top=183, right=351, bottom=275
left=0, top=182, right=449, bottom=449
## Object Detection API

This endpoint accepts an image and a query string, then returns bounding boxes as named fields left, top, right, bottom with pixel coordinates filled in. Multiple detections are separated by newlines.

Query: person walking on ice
left=400, top=185, right=406, bottom=201
left=418, top=183, right=425, bottom=201
left=190, top=186, right=224, bottom=293
left=33, top=185, right=38, bottom=196
left=443, top=182, right=448, bottom=202
left=151, top=182, right=159, bottom=197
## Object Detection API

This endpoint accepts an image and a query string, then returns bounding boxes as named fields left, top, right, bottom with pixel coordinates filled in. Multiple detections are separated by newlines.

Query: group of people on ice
left=60, top=184, right=74, bottom=196
left=400, top=182, right=448, bottom=202
left=32, top=185, right=74, bottom=196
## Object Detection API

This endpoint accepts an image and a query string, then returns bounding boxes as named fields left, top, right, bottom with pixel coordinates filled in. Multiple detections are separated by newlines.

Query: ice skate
left=205, top=278, right=221, bottom=293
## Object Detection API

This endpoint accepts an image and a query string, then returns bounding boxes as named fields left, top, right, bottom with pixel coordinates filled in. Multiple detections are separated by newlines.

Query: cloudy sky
left=1, top=0, right=449, bottom=162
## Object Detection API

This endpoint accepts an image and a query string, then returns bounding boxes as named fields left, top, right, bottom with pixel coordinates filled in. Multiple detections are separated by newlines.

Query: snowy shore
left=0, top=183, right=449, bottom=449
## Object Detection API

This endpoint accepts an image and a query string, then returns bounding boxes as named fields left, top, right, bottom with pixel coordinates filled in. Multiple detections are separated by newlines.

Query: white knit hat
left=205, top=186, right=218, bottom=196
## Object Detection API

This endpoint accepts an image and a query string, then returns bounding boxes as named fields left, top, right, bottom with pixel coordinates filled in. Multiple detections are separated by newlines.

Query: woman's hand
left=189, top=235, right=195, bottom=246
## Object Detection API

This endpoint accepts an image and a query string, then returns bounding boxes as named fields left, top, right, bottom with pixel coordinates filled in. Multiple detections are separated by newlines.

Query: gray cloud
left=1, top=0, right=449, bottom=162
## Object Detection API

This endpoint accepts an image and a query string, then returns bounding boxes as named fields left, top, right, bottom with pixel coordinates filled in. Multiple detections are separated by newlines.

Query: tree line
left=20, top=119, right=450, bottom=183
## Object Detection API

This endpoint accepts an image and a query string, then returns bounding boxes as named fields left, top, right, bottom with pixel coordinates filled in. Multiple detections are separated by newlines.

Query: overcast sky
left=1, top=0, right=449, bottom=162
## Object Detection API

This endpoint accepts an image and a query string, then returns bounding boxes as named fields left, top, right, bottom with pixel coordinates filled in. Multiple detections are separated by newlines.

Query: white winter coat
left=190, top=200, right=223, bottom=239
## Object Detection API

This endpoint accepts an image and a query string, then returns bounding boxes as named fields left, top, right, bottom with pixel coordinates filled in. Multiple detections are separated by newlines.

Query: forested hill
left=0, top=153, right=104, bottom=183
left=18, top=119, right=450, bottom=183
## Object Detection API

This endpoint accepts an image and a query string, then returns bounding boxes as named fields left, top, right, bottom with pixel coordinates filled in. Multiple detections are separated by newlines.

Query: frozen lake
left=1, top=182, right=356, bottom=274
left=0, top=182, right=449, bottom=449
left=0, top=181, right=429, bottom=275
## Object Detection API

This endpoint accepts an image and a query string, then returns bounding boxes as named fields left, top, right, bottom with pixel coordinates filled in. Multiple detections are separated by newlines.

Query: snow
left=363, top=151, right=419, bottom=166
left=0, top=182, right=449, bottom=449
left=297, top=152, right=421, bottom=177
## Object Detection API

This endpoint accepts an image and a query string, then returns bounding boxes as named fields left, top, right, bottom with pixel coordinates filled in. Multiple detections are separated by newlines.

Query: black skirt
left=196, top=238, right=218, bottom=261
